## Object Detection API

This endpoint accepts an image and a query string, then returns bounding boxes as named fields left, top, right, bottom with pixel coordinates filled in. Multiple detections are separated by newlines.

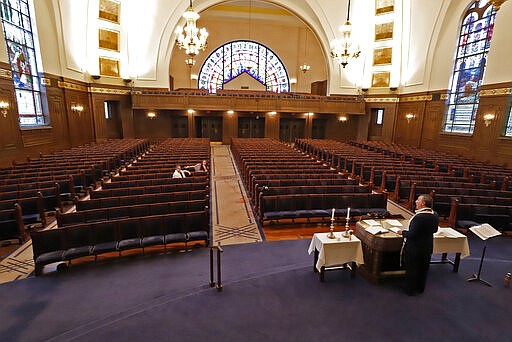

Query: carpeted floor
left=0, top=235, right=510, bottom=342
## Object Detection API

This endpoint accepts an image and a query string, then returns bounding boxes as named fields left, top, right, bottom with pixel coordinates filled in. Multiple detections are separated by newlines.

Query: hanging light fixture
left=330, top=0, right=360, bottom=68
left=175, top=0, right=209, bottom=60
left=300, top=28, right=311, bottom=73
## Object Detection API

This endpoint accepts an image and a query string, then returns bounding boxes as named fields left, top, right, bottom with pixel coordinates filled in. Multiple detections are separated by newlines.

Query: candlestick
left=342, top=216, right=350, bottom=238
left=327, top=216, right=335, bottom=239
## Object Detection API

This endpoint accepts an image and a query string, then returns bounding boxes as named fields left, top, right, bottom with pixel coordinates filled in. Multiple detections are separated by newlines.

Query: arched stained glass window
left=1, top=0, right=49, bottom=127
left=443, top=0, right=496, bottom=134
left=198, top=40, right=290, bottom=94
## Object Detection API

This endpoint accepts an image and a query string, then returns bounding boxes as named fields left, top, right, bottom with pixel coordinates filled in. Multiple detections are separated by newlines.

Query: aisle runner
left=210, top=145, right=262, bottom=245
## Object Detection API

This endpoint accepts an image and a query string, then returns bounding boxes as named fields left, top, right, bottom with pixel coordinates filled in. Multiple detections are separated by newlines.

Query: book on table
left=469, top=223, right=501, bottom=241
left=365, top=225, right=388, bottom=235
left=363, top=219, right=380, bottom=226
left=385, top=219, right=402, bottom=227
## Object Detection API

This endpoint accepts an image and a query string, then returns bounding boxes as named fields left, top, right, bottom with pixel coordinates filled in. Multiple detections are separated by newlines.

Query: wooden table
left=356, top=220, right=471, bottom=284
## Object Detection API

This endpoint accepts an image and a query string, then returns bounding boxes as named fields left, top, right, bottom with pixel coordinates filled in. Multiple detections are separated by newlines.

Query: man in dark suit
left=398, top=194, right=439, bottom=296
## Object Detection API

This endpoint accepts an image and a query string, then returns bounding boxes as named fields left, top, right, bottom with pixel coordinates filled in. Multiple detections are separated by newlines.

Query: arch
left=198, top=40, right=290, bottom=94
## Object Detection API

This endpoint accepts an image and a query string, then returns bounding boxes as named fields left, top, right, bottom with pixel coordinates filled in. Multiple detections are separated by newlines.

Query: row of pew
left=1, top=139, right=149, bottom=243
left=232, top=138, right=388, bottom=225
left=295, top=139, right=512, bottom=232
left=30, top=138, right=211, bottom=274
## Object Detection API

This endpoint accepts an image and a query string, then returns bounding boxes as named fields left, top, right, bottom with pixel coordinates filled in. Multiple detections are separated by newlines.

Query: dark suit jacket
left=403, top=209, right=439, bottom=256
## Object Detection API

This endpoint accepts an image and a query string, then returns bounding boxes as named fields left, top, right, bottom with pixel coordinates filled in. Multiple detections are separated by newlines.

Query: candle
left=331, top=208, right=335, bottom=220
left=346, top=207, right=351, bottom=219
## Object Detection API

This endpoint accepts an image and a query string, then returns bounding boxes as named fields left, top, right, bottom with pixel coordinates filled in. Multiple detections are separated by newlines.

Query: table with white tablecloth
left=432, top=227, right=470, bottom=272
left=307, top=232, right=364, bottom=281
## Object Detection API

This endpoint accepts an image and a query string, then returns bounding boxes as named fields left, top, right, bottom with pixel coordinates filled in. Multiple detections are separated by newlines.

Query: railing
left=209, top=241, right=224, bottom=292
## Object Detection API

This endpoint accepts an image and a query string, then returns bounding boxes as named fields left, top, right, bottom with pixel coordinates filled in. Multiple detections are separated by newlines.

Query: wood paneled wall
left=364, top=85, right=512, bottom=167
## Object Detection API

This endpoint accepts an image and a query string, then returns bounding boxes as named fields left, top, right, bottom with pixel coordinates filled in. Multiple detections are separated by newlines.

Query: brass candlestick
left=343, top=216, right=350, bottom=238
left=327, top=217, right=336, bottom=239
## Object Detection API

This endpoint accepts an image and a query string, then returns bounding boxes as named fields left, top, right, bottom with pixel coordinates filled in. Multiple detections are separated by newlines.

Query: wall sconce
left=299, top=64, right=311, bottom=73
left=226, top=110, right=234, bottom=115
left=483, top=112, right=495, bottom=127
left=405, top=113, right=415, bottom=123
left=187, top=109, right=195, bottom=115
left=267, top=111, right=277, bottom=116
left=339, top=115, right=348, bottom=122
left=91, top=75, right=101, bottom=80
left=0, top=101, right=9, bottom=118
left=146, top=111, right=157, bottom=119
left=71, top=104, right=84, bottom=115
left=305, top=112, right=314, bottom=117
left=123, top=78, right=133, bottom=85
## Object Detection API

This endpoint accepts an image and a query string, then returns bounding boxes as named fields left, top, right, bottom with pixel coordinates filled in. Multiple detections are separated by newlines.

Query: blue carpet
left=0, top=237, right=510, bottom=341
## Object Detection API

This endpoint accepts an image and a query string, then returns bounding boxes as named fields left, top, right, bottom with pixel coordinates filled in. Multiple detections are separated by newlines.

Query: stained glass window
left=198, top=40, right=290, bottom=94
left=504, top=105, right=512, bottom=137
left=443, top=0, right=496, bottom=134
left=1, top=0, right=48, bottom=126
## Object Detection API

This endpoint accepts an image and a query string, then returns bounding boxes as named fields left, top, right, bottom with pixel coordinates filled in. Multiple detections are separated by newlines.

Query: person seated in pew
left=172, top=164, right=191, bottom=178
left=185, top=160, right=209, bottom=173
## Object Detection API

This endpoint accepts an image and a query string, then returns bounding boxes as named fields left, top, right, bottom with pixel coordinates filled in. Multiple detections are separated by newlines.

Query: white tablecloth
left=433, top=227, right=470, bottom=258
left=308, top=232, right=364, bottom=272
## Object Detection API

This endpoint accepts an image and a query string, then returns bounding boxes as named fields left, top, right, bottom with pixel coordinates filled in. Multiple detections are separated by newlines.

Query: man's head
left=176, top=165, right=182, bottom=171
left=416, top=194, right=433, bottom=209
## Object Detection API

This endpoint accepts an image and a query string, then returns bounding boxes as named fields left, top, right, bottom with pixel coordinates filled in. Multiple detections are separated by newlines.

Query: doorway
left=238, top=116, right=265, bottom=138
left=195, top=116, right=223, bottom=142
left=279, top=118, right=305, bottom=142
left=171, top=116, right=189, bottom=138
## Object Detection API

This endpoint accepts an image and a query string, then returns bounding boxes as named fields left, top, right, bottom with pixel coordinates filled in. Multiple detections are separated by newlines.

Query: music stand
left=467, top=224, right=501, bottom=287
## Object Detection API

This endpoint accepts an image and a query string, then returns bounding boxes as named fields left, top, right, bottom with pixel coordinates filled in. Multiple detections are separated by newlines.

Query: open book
left=366, top=225, right=388, bottom=235
left=469, top=223, right=501, bottom=241
left=385, top=219, right=403, bottom=227
left=363, top=219, right=380, bottom=226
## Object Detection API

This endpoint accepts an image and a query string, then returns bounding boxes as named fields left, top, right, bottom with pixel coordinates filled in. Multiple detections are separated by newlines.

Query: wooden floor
left=263, top=219, right=360, bottom=241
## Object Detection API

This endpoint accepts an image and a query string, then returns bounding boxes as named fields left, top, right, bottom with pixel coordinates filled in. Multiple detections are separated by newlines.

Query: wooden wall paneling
left=324, top=115, right=358, bottom=141
left=265, top=112, right=279, bottom=139
left=394, top=101, right=426, bottom=146
left=420, top=100, right=443, bottom=150
left=222, top=112, right=237, bottom=144
left=0, top=82, right=23, bottom=156
left=133, top=110, right=172, bottom=139
left=47, top=89, right=71, bottom=151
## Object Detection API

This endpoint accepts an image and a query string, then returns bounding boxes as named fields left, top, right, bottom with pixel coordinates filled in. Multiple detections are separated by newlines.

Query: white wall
left=1, top=0, right=510, bottom=93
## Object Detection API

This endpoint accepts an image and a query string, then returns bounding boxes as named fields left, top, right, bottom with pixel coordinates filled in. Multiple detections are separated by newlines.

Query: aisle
left=210, top=144, right=263, bottom=245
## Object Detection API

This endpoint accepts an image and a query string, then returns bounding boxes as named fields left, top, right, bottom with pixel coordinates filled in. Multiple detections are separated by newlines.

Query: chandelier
left=175, top=0, right=208, bottom=58
left=300, top=28, right=311, bottom=73
left=330, top=0, right=360, bottom=68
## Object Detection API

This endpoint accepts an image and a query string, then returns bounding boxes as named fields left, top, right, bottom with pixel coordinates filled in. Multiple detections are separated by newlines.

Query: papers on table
left=363, top=219, right=380, bottom=226
left=388, top=227, right=401, bottom=234
left=434, top=227, right=459, bottom=238
left=365, top=225, right=388, bottom=235
left=385, top=219, right=402, bottom=227
left=469, top=223, right=501, bottom=241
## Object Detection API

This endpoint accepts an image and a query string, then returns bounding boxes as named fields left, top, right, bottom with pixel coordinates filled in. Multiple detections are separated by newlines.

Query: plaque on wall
left=375, top=22, right=394, bottom=41
left=99, top=57, right=120, bottom=77
left=98, top=28, right=119, bottom=51
left=375, top=0, right=394, bottom=15
left=373, top=47, right=392, bottom=65
left=99, top=0, right=120, bottom=23
left=372, top=72, right=390, bottom=88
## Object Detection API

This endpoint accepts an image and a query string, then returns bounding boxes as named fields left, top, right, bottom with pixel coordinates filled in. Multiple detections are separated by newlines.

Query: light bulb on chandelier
left=175, top=0, right=208, bottom=62
left=330, top=0, right=360, bottom=68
